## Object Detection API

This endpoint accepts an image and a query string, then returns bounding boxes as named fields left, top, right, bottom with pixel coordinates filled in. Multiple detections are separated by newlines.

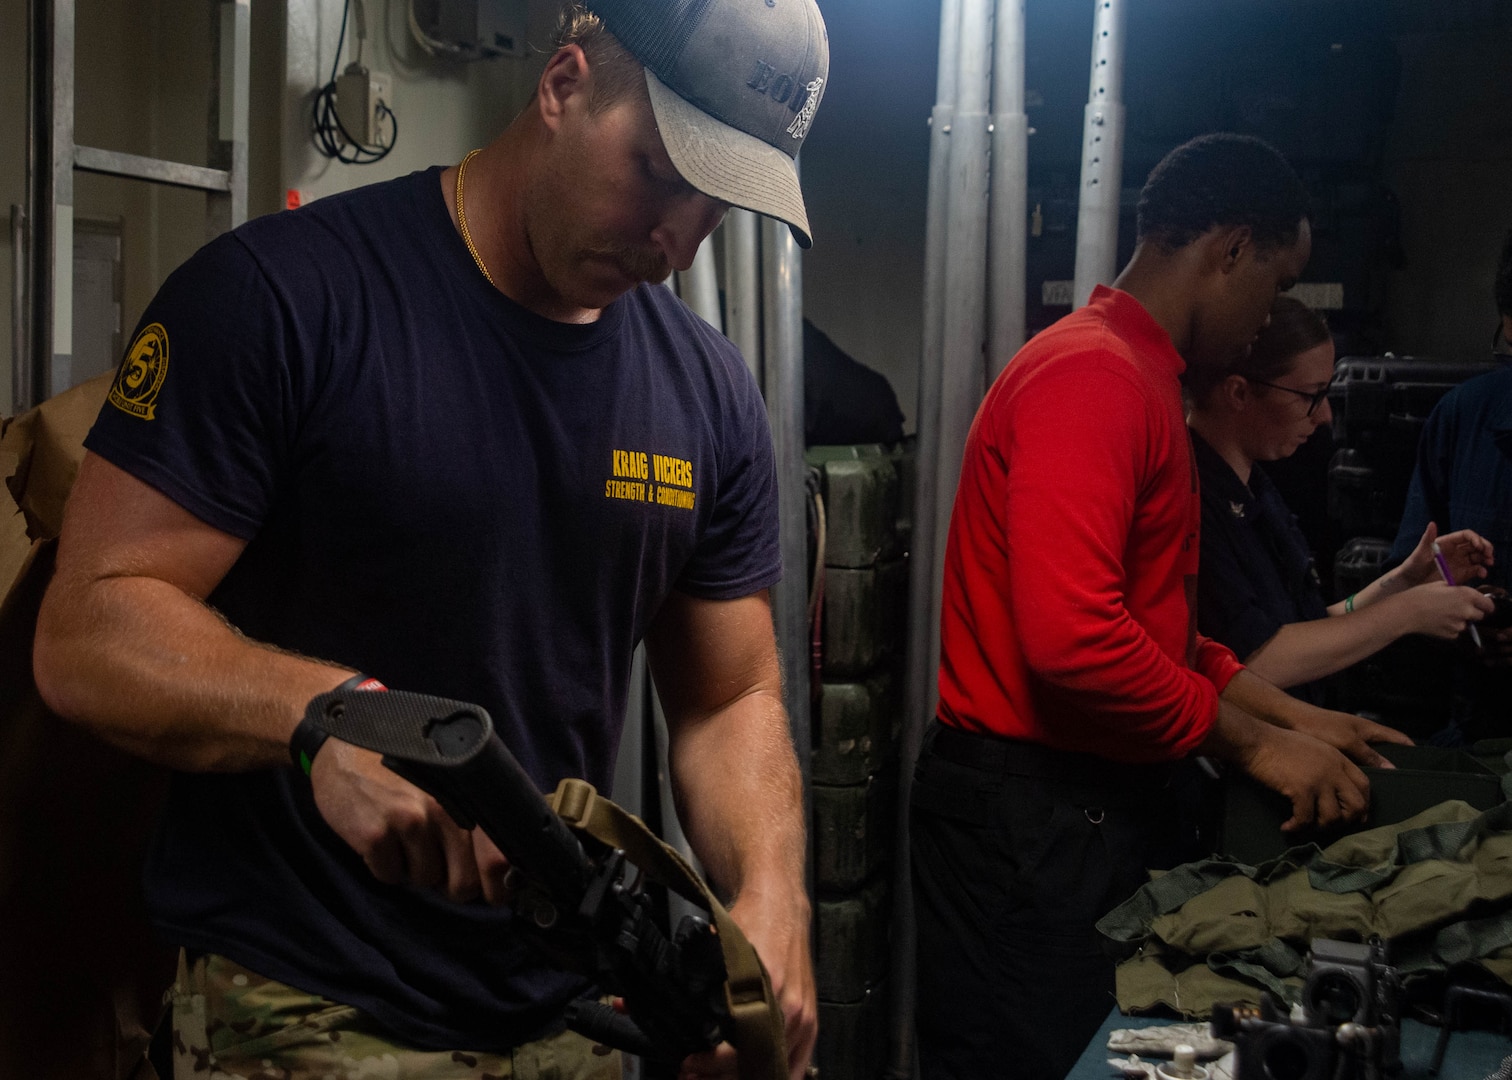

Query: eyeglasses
left=1247, top=378, right=1332, bottom=417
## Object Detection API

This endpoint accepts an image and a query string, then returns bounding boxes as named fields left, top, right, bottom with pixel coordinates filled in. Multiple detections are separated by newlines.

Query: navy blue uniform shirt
left=1192, top=430, right=1330, bottom=706
left=1391, top=360, right=1512, bottom=741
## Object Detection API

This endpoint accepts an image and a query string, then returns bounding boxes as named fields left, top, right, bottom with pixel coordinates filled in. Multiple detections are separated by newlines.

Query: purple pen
left=1433, top=540, right=1484, bottom=648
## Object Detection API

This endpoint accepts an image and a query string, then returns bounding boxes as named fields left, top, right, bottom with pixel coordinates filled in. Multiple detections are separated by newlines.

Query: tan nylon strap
left=549, top=778, right=787, bottom=1080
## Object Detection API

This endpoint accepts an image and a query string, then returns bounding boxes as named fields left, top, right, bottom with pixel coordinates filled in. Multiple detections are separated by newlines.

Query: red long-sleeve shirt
left=937, top=285, right=1243, bottom=763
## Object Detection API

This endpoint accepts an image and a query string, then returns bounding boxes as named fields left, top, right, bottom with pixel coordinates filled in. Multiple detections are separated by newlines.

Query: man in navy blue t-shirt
left=34, top=1, right=828, bottom=1077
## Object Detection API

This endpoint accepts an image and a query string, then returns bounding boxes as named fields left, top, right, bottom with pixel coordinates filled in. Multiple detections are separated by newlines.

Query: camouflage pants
left=170, top=951, right=623, bottom=1080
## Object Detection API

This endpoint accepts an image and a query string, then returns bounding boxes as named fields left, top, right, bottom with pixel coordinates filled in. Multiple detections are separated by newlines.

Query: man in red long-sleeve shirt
left=910, top=134, right=1412, bottom=1080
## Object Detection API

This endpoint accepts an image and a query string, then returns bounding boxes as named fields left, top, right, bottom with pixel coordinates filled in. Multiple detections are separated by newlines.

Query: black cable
left=310, top=0, right=397, bottom=165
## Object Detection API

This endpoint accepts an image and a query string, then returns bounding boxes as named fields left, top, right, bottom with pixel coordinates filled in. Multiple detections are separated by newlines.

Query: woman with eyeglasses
left=1186, top=295, right=1495, bottom=703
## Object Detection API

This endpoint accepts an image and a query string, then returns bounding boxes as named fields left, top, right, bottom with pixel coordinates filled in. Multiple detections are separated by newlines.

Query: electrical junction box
left=412, top=0, right=528, bottom=59
left=335, top=63, right=393, bottom=147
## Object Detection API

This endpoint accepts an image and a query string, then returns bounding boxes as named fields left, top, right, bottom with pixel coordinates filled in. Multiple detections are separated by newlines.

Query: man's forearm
left=35, top=573, right=350, bottom=772
left=1196, top=693, right=1268, bottom=765
left=666, top=687, right=807, bottom=905
left=1216, top=667, right=1409, bottom=770
left=1217, top=667, right=1316, bottom=728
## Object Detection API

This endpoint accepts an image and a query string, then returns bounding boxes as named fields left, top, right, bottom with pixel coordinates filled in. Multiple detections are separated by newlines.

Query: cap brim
left=645, top=71, right=813, bottom=249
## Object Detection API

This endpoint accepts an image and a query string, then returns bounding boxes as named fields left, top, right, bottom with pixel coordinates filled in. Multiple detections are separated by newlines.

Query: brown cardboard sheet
left=0, top=373, right=173, bottom=1080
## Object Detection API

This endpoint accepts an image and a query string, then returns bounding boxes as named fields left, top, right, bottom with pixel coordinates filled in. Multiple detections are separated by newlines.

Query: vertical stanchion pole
left=887, top=0, right=980, bottom=1073
left=208, top=0, right=250, bottom=239
left=1071, top=0, right=1128, bottom=309
left=931, top=1, right=993, bottom=711
left=10, top=206, right=29, bottom=414
left=987, top=0, right=1028, bottom=381
left=724, top=209, right=761, bottom=379
left=27, top=0, right=74, bottom=405
left=682, top=237, right=723, bottom=334
left=761, top=215, right=811, bottom=851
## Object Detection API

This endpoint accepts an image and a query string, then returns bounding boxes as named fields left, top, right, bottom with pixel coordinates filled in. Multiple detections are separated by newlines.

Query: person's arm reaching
left=1191, top=638, right=1392, bottom=828
left=1244, top=581, right=1492, bottom=688
left=1242, top=524, right=1493, bottom=687
left=1350, top=523, right=1493, bottom=605
left=34, top=452, right=493, bottom=901
left=645, top=588, right=815, bottom=1080
left=1218, top=667, right=1412, bottom=769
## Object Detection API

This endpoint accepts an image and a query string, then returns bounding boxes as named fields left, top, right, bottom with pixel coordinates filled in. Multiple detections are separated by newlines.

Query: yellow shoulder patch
left=108, top=322, right=170, bottom=420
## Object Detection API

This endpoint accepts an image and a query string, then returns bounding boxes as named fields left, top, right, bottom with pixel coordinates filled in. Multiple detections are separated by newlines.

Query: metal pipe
left=207, top=0, right=251, bottom=238
left=760, top=214, right=811, bottom=871
left=723, top=209, right=761, bottom=379
left=987, top=0, right=1028, bottom=381
left=682, top=236, right=723, bottom=334
left=932, top=0, right=993, bottom=721
left=1071, top=0, right=1128, bottom=308
left=19, top=0, right=37, bottom=414
left=28, top=0, right=74, bottom=405
left=281, top=0, right=319, bottom=195
left=10, top=206, right=28, bottom=414
left=886, top=0, right=965, bottom=1074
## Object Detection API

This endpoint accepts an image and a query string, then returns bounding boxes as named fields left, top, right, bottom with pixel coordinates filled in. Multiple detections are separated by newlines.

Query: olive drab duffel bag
left=1097, top=798, right=1512, bottom=1017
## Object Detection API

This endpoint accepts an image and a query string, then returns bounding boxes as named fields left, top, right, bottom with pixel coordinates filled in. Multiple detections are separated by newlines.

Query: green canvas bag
left=1097, top=800, right=1512, bottom=1017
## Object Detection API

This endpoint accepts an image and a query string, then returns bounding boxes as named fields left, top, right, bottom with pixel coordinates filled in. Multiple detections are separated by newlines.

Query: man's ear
left=1500, top=312, right=1512, bottom=349
left=537, top=44, right=591, bottom=130
left=1217, top=225, right=1254, bottom=273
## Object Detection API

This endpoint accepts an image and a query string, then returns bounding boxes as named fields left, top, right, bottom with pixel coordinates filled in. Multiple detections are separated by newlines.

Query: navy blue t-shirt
left=1192, top=430, right=1330, bottom=706
left=84, top=167, right=781, bottom=1050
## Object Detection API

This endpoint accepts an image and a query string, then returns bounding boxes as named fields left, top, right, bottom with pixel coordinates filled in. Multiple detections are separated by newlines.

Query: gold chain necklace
left=455, top=148, right=495, bottom=287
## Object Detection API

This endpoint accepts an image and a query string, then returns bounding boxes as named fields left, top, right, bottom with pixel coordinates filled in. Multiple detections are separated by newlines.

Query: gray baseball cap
left=587, top=0, right=829, bottom=248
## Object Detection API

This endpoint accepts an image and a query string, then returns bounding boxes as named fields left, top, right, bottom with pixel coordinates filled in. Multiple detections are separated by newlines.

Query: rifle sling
left=548, top=778, right=787, bottom=1080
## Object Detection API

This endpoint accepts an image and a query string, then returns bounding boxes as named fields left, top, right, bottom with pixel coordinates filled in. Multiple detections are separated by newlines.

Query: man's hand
left=676, top=888, right=817, bottom=1080
left=310, top=739, right=485, bottom=902
left=1202, top=696, right=1372, bottom=832
left=646, top=590, right=815, bottom=1080
left=732, top=888, right=818, bottom=1080
left=1266, top=701, right=1413, bottom=769
left=1238, top=724, right=1371, bottom=832
left=472, top=828, right=514, bottom=904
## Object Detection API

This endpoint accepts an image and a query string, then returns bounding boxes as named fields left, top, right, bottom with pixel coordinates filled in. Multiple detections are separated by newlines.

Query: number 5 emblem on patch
left=108, top=322, right=170, bottom=420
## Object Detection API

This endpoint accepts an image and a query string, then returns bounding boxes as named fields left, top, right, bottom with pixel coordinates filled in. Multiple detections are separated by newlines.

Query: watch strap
left=290, top=674, right=387, bottom=775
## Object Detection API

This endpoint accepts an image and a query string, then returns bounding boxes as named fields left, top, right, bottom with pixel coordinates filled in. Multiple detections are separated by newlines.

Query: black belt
left=925, top=720, right=1174, bottom=795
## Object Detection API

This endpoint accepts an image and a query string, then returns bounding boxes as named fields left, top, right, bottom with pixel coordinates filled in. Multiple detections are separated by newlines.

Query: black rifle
left=305, top=685, right=734, bottom=1066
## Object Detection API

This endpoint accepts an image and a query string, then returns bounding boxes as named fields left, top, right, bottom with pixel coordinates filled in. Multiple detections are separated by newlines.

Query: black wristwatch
left=289, top=674, right=385, bottom=775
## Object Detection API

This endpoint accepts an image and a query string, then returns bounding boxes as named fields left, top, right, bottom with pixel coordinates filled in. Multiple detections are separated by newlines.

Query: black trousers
left=910, top=723, right=1182, bottom=1080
